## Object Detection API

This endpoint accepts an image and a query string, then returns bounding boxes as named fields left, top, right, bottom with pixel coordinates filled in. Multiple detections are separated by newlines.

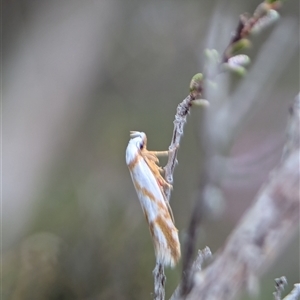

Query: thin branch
left=155, top=94, right=199, bottom=300
left=216, top=20, right=298, bottom=142
left=153, top=262, right=166, bottom=300
left=152, top=94, right=194, bottom=300
left=191, top=247, right=212, bottom=273
left=171, top=247, right=212, bottom=299
left=164, top=95, right=193, bottom=201
left=273, top=277, right=288, bottom=300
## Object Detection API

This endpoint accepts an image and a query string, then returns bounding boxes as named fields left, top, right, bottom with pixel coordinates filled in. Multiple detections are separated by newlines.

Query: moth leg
left=144, top=150, right=173, bottom=189
left=149, top=150, right=169, bottom=157
left=166, top=200, right=175, bottom=224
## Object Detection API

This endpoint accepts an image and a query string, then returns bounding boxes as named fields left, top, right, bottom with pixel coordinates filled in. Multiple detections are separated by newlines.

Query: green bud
left=230, top=39, right=251, bottom=55
left=189, top=73, right=203, bottom=93
left=191, top=99, right=210, bottom=107
left=253, top=3, right=270, bottom=19
left=205, top=49, right=220, bottom=64
left=228, top=54, right=251, bottom=67
left=223, top=63, right=247, bottom=76
left=250, top=10, right=280, bottom=35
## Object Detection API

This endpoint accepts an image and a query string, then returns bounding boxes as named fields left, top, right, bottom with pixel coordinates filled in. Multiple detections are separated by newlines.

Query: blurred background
left=3, top=0, right=299, bottom=299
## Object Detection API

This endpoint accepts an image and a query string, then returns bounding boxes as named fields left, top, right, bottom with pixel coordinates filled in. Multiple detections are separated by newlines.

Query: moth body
left=126, top=131, right=181, bottom=267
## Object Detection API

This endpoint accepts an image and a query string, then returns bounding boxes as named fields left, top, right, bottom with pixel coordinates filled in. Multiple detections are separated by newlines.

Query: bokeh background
left=3, top=0, right=299, bottom=299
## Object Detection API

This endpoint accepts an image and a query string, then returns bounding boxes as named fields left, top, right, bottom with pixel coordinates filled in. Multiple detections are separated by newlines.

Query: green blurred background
left=3, top=0, right=299, bottom=299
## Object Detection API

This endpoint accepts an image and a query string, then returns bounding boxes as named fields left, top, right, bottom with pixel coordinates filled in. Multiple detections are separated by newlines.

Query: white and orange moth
left=126, top=131, right=181, bottom=267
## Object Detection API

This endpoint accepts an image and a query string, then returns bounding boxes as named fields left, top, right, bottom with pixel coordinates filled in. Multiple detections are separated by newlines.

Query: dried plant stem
left=153, top=95, right=193, bottom=300
left=171, top=247, right=212, bottom=299
left=273, top=277, right=288, bottom=300
left=153, top=262, right=166, bottom=300
left=164, top=95, right=193, bottom=201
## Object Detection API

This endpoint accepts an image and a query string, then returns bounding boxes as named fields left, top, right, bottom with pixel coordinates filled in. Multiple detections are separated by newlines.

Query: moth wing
left=129, top=158, right=168, bottom=222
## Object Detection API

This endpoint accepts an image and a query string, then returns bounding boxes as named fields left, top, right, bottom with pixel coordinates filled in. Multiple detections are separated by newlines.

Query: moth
left=126, top=131, right=181, bottom=267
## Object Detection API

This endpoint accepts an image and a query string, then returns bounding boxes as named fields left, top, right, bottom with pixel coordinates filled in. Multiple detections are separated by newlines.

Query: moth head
left=129, top=131, right=147, bottom=151
left=126, top=131, right=147, bottom=166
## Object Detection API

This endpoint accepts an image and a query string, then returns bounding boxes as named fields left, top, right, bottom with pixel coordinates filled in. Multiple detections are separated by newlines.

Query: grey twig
left=151, top=95, right=193, bottom=300
left=170, top=247, right=212, bottom=300
left=153, top=262, right=166, bottom=300
left=273, top=277, right=288, bottom=300
left=191, top=247, right=212, bottom=273
left=164, top=95, right=193, bottom=201
left=171, top=94, right=300, bottom=300
left=155, top=95, right=195, bottom=300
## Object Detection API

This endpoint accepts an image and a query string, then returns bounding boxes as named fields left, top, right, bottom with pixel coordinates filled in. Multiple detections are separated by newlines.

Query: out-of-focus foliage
left=3, top=0, right=299, bottom=299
